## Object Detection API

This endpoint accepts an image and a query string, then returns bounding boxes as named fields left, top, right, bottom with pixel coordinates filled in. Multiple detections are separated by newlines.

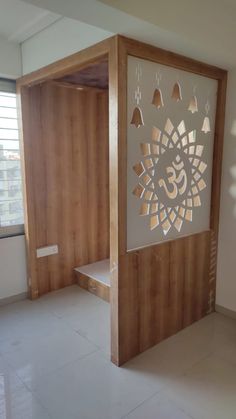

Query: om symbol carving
left=155, top=150, right=191, bottom=207
left=132, top=119, right=207, bottom=235
left=158, top=155, right=187, bottom=200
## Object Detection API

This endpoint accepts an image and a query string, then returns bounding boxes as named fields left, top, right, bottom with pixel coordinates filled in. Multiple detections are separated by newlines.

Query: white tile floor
left=0, top=285, right=236, bottom=419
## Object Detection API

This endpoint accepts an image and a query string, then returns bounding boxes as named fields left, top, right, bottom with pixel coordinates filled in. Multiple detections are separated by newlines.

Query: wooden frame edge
left=108, top=36, right=120, bottom=365
left=16, top=36, right=117, bottom=88
left=118, top=35, right=227, bottom=79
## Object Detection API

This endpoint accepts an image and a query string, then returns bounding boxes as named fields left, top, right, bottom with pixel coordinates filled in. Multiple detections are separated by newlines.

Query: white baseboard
left=215, top=304, right=236, bottom=320
left=0, top=292, right=28, bottom=307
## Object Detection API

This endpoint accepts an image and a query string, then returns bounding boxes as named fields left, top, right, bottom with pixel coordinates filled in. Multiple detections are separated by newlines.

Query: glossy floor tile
left=124, top=393, right=193, bottom=419
left=36, top=286, right=110, bottom=354
left=0, top=285, right=236, bottom=419
left=2, top=325, right=97, bottom=388
left=0, top=355, right=50, bottom=419
left=164, top=355, right=236, bottom=419
left=30, top=351, right=158, bottom=419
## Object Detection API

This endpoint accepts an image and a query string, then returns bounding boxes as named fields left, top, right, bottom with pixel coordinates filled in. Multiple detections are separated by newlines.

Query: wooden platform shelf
left=74, top=259, right=110, bottom=302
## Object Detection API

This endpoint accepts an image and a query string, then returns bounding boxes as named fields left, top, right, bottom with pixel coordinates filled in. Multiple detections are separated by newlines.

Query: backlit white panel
left=127, top=56, right=217, bottom=251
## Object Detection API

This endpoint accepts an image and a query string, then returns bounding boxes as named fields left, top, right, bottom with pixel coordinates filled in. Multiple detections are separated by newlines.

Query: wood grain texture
left=58, top=59, right=108, bottom=89
left=50, top=80, right=105, bottom=93
left=119, top=36, right=227, bottom=79
left=108, top=37, right=120, bottom=365
left=20, top=83, right=109, bottom=297
left=75, top=271, right=110, bottom=302
left=118, top=232, right=211, bottom=363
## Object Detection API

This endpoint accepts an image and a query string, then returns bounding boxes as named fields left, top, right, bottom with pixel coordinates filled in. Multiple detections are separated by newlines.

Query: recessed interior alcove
left=55, top=59, right=111, bottom=300
left=20, top=56, right=111, bottom=301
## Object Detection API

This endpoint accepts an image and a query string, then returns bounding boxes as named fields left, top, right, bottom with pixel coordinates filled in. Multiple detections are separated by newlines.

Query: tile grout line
left=119, top=347, right=216, bottom=418
left=16, top=348, right=99, bottom=394
left=119, top=389, right=166, bottom=419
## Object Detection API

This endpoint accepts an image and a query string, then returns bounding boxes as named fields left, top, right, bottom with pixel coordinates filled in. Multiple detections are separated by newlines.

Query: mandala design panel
left=132, top=118, right=207, bottom=235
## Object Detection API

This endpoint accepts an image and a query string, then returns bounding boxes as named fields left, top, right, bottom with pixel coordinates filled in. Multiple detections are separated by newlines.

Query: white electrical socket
left=36, top=244, right=58, bottom=258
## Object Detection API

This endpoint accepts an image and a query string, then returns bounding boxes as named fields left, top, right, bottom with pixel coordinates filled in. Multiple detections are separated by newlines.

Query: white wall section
left=20, top=0, right=234, bottom=68
left=0, top=34, right=27, bottom=301
left=21, top=17, right=113, bottom=74
left=216, top=70, right=236, bottom=312
left=0, top=235, right=27, bottom=300
left=0, top=36, right=21, bottom=78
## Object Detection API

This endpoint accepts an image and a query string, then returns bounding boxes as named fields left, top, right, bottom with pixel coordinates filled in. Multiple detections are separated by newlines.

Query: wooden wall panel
left=118, top=252, right=139, bottom=363
left=118, top=231, right=211, bottom=364
left=21, top=83, right=109, bottom=297
left=87, top=92, right=110, bottom=261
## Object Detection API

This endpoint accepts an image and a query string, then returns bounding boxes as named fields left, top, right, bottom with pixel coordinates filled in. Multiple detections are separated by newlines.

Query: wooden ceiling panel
left=56, top=59, right=108, bottom=90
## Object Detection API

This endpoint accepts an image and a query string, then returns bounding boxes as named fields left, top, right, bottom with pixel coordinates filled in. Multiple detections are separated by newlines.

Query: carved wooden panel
left=127, top=56, right=217, bottom=251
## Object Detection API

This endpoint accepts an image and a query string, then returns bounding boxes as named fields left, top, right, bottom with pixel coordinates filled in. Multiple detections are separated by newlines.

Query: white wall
left=20, top=0, right=235, bottom=69
left=0, top=235, right=27, bottom=299
left=21, top=17, right=113, bottom=74
left=0, top=35, right=21, bottom=78
left=0, top=36, right=27, bottom=301
left=216, top=69, right=236, bottom=312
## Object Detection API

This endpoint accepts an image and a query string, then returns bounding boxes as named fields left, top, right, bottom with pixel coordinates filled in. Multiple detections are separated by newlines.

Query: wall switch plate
left=36, top=244, right=58, bottom=258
